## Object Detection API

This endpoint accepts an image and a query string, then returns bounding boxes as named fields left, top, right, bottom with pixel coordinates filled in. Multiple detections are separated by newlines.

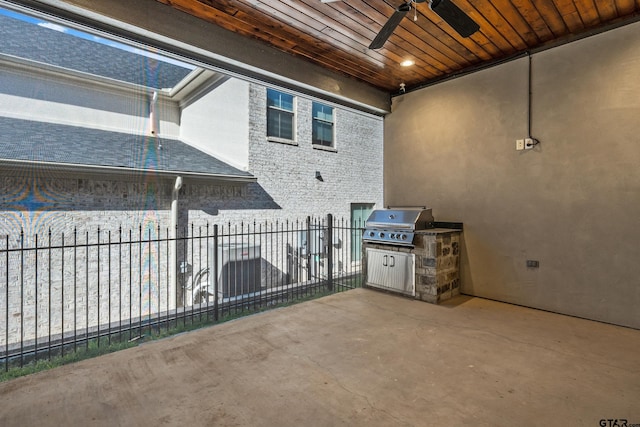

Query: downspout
left=149, top=91, right=158, bottom=136
left=169, top=176, right=183, bottom=309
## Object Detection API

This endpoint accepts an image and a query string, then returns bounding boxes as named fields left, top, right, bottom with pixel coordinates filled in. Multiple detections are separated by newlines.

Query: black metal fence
left=0, top=214, right=364, bottom=370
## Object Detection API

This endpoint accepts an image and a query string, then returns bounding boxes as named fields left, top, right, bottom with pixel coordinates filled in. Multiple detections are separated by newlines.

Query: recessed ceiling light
left=400, top=60, right=414, bottom=67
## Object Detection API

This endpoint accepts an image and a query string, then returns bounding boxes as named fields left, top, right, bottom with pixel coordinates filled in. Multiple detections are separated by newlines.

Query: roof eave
left=0, top=159, right=257, bottom=183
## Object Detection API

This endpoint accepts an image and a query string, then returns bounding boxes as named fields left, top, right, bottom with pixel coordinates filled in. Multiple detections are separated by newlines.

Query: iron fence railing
left=0, top=214, right=364, bottom=370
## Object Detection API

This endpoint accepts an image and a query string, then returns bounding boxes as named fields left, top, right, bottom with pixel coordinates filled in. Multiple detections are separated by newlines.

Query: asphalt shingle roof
left=0, top=117, right=254, bottom=179
left=0, top=13, right=192, bottom=90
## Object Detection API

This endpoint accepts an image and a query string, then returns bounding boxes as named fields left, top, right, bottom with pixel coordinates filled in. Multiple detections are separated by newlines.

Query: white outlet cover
left=516, top=139, right=524, bottom=150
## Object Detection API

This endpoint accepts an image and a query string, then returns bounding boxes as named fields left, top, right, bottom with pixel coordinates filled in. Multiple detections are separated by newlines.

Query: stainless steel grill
left=362, top=208, right=434, bottom=247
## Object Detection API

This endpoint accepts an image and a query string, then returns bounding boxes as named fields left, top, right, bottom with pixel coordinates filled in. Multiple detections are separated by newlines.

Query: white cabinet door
left=385, top=252, right=415, bottom=296
left=366, top=248, right=389, bottom=288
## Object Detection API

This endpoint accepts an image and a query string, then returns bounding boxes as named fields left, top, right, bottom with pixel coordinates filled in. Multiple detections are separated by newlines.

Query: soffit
left=156, top=0, right=640, bottom=93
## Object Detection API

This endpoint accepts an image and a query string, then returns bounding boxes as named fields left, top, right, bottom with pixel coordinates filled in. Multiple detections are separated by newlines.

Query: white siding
left=180, top=78, right=250, bottom=171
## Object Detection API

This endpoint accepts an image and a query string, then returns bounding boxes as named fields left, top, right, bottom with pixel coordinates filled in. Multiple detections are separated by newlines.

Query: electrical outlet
left=516, top=139, right=524, bottom=150
left=525, top=138, right=535, bottom=149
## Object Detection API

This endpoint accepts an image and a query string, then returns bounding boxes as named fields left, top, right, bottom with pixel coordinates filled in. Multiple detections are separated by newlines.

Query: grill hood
left=365, top=208, right=434, bottom=230
left=363, top=208, right=434, bottom=247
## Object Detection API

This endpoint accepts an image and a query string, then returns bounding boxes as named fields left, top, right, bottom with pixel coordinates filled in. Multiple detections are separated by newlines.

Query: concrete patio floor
left=0, top=288, right=638, bottom=426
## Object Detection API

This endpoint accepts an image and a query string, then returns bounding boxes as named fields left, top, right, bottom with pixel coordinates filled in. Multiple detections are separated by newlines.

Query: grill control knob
left=379, top=232, right=385, bottom=238
left=389, top=233, right=396, bottom=239
left=369, top=231, right=375, bottom=237
left=400, top=234, right=408, bottom=240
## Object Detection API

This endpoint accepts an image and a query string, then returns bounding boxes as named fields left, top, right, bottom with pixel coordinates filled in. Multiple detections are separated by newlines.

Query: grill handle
left=366, top=222, right=413, bottom=229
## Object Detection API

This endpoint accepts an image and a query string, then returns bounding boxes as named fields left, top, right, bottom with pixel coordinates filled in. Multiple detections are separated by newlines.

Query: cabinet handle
left=389, top=255, right=395, bottom=267
left=383, top=255, right=388, bottom=266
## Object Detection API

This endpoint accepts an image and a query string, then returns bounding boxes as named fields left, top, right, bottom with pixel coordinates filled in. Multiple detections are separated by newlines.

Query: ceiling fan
left=368, top=0, right=480, bottom=49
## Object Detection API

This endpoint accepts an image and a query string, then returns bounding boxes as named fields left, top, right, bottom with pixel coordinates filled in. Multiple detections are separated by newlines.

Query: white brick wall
left=246, top=83, right=383, bottom=221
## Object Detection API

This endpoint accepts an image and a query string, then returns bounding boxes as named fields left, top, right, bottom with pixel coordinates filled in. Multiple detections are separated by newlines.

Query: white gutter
left=169, top=175, right=183, bottom=309
left=0, top=159, right=257, bottom=182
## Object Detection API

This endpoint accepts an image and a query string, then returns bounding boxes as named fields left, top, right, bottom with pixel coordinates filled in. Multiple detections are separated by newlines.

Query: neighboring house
left=0, top=8, right=382, bottom=345
left=0, top=10, right=383, bottom=233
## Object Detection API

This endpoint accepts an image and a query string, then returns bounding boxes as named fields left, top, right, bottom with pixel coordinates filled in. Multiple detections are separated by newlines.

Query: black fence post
left=4, top=235, right=8, bottom=372
left=213, top=224, right=219, bottom=322
left=20, top=229, right=24, bottom=367
left=327, top=214, right=333, bottom=292
left=305, top=216, right=312, bottom=282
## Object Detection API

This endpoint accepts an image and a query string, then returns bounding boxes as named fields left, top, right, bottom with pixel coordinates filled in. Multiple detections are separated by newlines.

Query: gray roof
left=0, top=117, right=254, bottom=180
left=0, top=13, right=192, bottom=90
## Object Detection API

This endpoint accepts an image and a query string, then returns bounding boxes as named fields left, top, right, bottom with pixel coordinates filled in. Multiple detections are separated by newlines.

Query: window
left=312, top=102, right=334, bottom=147
left=267, top=89, right=295, bottom=141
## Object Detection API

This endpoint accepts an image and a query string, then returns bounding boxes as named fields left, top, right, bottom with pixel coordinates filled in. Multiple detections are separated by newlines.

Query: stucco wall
left=384, top=22, right=640, bottom=329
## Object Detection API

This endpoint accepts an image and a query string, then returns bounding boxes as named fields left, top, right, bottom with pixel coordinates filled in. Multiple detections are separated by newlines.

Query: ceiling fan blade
left=429, top=0, right=479, bottom=38
left=368, top=3, right=411, bottom=50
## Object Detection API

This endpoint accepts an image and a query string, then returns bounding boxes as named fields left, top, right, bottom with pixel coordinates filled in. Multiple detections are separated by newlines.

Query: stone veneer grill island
left=363, top=228, right=462, bottom=304
left=414, top=229, right=461, bottom=303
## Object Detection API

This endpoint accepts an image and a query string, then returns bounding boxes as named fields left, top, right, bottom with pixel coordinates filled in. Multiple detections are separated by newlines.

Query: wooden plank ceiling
left=155, top=0, right=640, bottom=93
